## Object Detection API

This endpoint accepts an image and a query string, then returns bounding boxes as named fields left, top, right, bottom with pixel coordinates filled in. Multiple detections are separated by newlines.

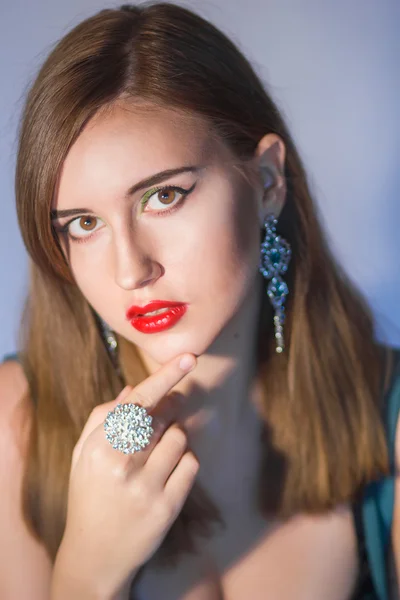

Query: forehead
left=85, top=100, right=216, bottom=156
left=56, top=101, right=231, bottom=204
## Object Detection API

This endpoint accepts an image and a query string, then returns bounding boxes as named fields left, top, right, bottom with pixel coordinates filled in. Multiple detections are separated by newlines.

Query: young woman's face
left=53, top=101, right=264, bottom=364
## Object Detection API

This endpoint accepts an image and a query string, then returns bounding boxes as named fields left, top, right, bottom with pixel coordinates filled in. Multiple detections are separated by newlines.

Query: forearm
left=112, top=578, right=135, bottom=600
left=50, top=568, right=135, bottom=600
left=50, top=543, right=137, bottom=600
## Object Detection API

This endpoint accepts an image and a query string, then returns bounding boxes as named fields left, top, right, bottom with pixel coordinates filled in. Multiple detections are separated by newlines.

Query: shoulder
left=393, top=432, right=400, bottom=597
left=389, top=346, right=400, bottom=593
left=0, top=355, right=31, bottom=489
left=0, top=358, right=30, bottom=460
left=393, top=399, right=400, bottom=596
left=0, top=359, right=52, bottom=597
left=0, top=356, right=28, bottom=403
left=388, top=346, right=400, bottom=466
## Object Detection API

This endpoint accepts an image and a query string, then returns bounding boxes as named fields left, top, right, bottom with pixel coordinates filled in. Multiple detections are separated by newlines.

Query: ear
left=252, top=133, right=287, bottom=225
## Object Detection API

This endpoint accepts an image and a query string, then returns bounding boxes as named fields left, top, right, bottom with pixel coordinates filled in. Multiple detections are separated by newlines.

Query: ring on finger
left=104, top=403, right=154, bottom=454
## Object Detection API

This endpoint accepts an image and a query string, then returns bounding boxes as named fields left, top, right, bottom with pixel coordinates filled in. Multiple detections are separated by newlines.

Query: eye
left=140, top=184, right=195, bottom=214
left=66, top=215, right=105, bottom=240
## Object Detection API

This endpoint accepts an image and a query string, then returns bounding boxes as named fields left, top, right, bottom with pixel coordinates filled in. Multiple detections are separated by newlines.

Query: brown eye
left=157, top=189, right=177, bottom=205
left=79, top=216, right=97, bottom=231
left=63, top=214, right=105, bottom=241
left=141, top=184, right=194, bottom=214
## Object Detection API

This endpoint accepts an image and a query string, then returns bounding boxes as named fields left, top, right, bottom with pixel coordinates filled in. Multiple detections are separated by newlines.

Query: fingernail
left=179, top=354, right=196, bottom=372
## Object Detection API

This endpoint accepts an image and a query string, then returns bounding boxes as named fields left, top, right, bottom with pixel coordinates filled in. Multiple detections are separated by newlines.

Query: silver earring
left=259, top=214, right=291, bottom=353
left=100, top=319, right=118, bottom=353
left=93, top=312, right=124, bottom=382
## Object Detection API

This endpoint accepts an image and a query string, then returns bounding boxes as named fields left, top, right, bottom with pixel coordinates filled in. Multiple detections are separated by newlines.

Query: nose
left=113, top=231, right=162, bottom=290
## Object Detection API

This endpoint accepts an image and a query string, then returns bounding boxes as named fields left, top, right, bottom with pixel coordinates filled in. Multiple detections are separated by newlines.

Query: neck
left=140, top=274, right=267, bottom=510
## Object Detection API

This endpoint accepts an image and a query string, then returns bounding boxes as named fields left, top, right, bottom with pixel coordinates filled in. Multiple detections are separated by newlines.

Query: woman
left=0, top=2, right=399, bottom=599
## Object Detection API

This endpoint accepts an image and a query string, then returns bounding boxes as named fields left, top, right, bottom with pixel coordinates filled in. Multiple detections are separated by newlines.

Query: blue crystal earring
left=259, top=214, right=291, bottom=353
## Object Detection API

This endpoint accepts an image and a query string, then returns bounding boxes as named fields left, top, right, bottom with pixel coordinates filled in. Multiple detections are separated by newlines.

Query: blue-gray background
left=1, top=0, right=399, bottom=357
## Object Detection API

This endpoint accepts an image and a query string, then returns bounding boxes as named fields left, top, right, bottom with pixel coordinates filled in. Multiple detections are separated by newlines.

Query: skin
left=53, top=98, right=287, bottom=513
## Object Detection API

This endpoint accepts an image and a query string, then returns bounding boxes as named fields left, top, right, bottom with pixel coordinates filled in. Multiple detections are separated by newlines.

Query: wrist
left=51, top=544, right=105, bottom=600
left=51, top=541, right=138, bottom=600
left=110, top=576, right=137, bottom=600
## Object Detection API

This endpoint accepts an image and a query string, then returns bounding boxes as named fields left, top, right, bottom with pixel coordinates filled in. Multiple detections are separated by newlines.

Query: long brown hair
left=15, top=1, right=391, bottom=566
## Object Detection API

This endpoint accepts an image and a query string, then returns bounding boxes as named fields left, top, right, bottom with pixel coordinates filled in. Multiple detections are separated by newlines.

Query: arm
left=0, top=360, right=136, bottom=600
left=0, top=360, right=52, bottom=599
left=51, top=546, right=137, bottom=600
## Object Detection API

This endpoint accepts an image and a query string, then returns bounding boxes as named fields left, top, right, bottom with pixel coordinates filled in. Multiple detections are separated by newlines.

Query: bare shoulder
left=0, top=358, right=30, bottom=462
left=0, top=356, right=28, bottom=395
left=390, top=349, right=400, bottom=598
left=391, top=403, right=400, bottom=598
left=0, top=359, right=52, bottom=599
left=0, top=359, right=30, bottom=465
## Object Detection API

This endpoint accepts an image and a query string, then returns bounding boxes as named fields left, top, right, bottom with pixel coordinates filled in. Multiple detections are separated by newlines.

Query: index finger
left=126, top=353, right=197, bottom=412
left=75, top=354, right=196, bottom=454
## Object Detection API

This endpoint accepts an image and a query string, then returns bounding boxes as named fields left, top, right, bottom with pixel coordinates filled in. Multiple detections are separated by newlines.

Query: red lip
left=127, top=301, right=188, bottom=334
left=126, top=300, right=186, bottom=320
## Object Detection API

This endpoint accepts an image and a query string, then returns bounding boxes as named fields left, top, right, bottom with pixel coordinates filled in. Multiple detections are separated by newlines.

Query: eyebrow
left=50, top=165, right=203, bottom=220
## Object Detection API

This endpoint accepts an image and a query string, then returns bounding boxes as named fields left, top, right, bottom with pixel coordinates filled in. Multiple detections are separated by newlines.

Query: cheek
left=68, top=250, right=110, bottom=308
left=166, top=187, right=260, bottom=298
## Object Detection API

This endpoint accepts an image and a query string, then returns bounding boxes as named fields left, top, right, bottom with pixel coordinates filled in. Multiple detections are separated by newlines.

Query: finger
left=163, top=451, right=200, bottom=511
left=108, top=404, right=183, bottom=472
left=82, top=390, right=186, bottom=471
left=150, top=390, right=186, bottom=428
left=72, top=353, right=196, bottom=470
left=123, top=353, right=196, bottom=413
left=143, top=424, right=188, bottom=486
left=72, top=385, right=133, bottom=469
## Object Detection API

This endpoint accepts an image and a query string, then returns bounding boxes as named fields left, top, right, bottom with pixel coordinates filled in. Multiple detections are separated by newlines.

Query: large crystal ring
left=104, top=403, right=154, bottom=454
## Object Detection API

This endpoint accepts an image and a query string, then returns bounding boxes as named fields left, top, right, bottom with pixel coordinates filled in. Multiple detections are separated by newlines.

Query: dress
left=2, top=349, right=400, bottom=599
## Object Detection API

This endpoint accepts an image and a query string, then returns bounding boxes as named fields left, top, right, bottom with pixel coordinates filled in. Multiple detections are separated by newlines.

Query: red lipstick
left=126, top=300, right=187, bottom=334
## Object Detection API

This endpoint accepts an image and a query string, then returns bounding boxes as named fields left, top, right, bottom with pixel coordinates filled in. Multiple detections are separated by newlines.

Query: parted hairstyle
left=14, top=1, right=392, bottom=566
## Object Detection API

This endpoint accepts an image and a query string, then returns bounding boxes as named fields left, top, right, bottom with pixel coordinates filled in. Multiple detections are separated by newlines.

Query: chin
left=131, top=325, right=224, bottom=366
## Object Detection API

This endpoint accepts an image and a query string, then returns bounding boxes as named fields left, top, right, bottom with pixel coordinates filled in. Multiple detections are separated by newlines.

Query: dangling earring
left=259, top=214, right=291, bottom=353
left=98, top=317, right=122, bottom=373
left=106, top=328, right=118, bottom=353
left=92, top=311, right=124, bottom=383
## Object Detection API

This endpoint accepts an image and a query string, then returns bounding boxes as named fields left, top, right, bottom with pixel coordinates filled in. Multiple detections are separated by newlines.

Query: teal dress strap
left=2, top=352, right=20, bottom=363
left=361, top=348, right=400, bottom=600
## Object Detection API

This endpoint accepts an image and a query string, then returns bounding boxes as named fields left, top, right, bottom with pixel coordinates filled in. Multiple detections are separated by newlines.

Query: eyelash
left=54, top=183, right=196, bottom=244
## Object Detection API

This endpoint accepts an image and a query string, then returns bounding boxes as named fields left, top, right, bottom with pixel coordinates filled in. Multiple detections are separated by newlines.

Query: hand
left=54, top=353, right=198, bottom=598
